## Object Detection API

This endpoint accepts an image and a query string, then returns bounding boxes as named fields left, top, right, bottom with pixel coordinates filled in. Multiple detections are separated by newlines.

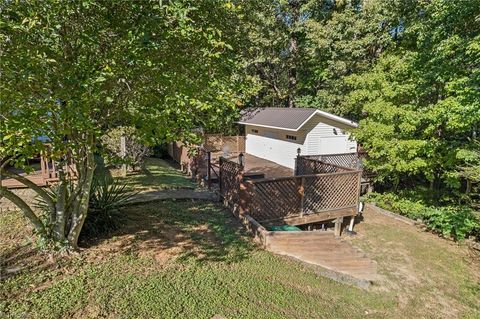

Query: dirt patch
left=351, top=206, right=480, bottom=318
left=82, top=204, right=224, bottom=266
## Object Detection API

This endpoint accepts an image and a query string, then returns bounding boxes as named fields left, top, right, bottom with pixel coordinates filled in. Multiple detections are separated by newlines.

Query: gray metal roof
left=237, top=107, right=357, bottom=131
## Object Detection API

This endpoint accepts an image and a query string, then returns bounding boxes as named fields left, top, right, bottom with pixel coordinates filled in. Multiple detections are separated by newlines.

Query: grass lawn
left=113, top=157, right=197, bottom=191
left=1, top=201, right=479, bottom=319
left=1, top=163, right=479, bottom=318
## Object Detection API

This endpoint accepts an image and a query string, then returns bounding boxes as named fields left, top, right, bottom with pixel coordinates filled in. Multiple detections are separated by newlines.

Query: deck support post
left=299, top=177, right=305, bottom=217
left=207, top=151, right=212, bottom=189
left=348, top=216, right=355, bottom=232
left=334, top=217, right=343, bottom=237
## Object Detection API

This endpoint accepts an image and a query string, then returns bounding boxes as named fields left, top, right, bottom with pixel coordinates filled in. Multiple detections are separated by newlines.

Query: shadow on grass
left=0, top=244, right=54, bottom=280
left=83, top=200, right=254, bottom=264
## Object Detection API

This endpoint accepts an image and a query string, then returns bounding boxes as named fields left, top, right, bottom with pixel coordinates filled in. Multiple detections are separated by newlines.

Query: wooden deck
left=1, top=170, right=47, bottom=188
left=1, top=157, right=76, bottom=189
left=219, top=153, right=293, bottom=180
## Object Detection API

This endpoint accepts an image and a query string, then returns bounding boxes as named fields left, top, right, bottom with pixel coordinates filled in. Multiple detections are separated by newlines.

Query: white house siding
left=302, top=115, right=357, bottom=155
left=245, top=115, right=357, bottom=169
left=245, top=125, right=307, bottom=169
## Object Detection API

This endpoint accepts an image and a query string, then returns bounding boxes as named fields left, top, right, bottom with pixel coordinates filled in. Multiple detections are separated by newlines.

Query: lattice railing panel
left=219, top=157, right=243, bottom=205
left=296, top=157, right=352, bottom=175
left=318, top=153, right=360, bottom=169
left=303, top=173, right=359, bottom=214
left=294, top=152, right=376, bottom=179
left=247, top=178, right=301, bottom=222
left=245, top=171, right=361, bottom=223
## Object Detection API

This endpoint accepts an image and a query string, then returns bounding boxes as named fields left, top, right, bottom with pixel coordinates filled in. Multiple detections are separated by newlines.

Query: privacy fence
left=168, top=134, right=245, bottom=177
left=219, top=153, right=362, bottom=225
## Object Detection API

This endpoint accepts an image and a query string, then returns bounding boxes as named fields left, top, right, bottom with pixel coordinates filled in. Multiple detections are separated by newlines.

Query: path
left=129, top=188, right=217, bottom=204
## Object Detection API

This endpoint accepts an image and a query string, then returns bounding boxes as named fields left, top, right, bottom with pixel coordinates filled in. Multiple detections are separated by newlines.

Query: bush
left=367, top=192, right=480, bottom=241
left=101, top=126, right=152, bottom=170
left=81, top=174, right=136, bottom=238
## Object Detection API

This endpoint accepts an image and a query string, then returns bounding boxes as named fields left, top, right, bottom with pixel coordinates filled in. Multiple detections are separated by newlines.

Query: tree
left=352, top=0, right=480, bottom=195
left=297, top=0, right=393, bottom=119
left=0, top=0, right=252, bottom=249
left=243, top=0, right=311, bottom=108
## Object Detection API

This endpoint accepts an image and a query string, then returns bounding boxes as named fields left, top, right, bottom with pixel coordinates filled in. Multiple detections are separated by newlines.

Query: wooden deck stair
left=265, top=231, right=378, bottom=284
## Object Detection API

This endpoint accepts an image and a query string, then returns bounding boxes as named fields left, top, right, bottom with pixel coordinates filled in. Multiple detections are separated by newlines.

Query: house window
left=251, top=129, right=258, bottom=133
left=286, top=134, right=297, bottom=141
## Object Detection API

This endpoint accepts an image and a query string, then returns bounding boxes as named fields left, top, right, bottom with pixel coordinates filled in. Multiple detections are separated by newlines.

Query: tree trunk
left=54, top=164, right=68, bottom=241
left=287, top=0, right=300, bottom=108
left=67, top=149, right=95, bottom=250
left=1, top=169, right=56, bottom=214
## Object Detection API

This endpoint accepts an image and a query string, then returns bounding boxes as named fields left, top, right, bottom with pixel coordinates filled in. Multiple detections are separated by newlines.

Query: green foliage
left=0, top=0, right=255, bottom=248
left=367, top=192, right=480, bottom=240
left=423, top=207, right=479, bottom=241
left=351, top=0, right=480, bottom=198
left=82, top=175, right=135, bottom=238
left=101, top=126, right=151, bottom=170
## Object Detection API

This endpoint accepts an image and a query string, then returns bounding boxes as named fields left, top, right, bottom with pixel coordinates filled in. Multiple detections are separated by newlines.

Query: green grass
left=116, top=157, right=196, bottom=191
left=2, top=201, right=479, bottom=319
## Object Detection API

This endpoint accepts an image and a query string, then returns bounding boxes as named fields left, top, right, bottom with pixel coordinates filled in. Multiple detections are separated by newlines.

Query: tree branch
left=1, top=168, right=56, bottom=213
left=0, top=186, right=46, bottom=234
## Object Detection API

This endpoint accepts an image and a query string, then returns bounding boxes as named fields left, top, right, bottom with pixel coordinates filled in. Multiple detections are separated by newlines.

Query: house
left=237, top=108, right=358, bottom=169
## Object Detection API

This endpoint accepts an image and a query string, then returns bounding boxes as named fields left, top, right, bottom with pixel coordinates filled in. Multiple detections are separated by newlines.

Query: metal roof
left=237, top=108, right=357, bottom=131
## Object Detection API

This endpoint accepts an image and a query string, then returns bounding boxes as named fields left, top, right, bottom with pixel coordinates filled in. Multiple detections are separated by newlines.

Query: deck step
left=266, top=231, right=378, bottom=284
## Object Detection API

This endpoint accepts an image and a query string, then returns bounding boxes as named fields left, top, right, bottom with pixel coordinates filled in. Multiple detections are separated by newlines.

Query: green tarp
left=267, top=225, right=301, bottom=231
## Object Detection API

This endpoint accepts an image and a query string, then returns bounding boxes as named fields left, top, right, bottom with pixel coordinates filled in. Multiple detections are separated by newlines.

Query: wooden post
left=120, top=135, right=127, bottom=177
left=355, top=171, right=362, bottom=213
left=51, top=160, right=57, bottom=179
left=299, top=177, right=305, bottom=217
left=207, top=151, right=212, bottom=189
left=219, top=157, right=223, bottom=196
left=334, top=217, right=343, bottom=237
left=40, top=155, right=47, bottom=178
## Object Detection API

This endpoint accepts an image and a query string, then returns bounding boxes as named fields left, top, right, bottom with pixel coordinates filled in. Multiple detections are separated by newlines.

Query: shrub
left=35, top=174, right=136, bottom=241
left=101, top=126, right=152, bottom=171
left=367, top=192, right=480, bottom=241
left=81, top=174, right=136, bottom=238
left=423, top=207, right=479, bottom=241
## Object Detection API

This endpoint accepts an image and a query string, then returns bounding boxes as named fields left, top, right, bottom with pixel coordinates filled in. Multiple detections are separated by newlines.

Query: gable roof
left=237, top=107, right=358, bottom=132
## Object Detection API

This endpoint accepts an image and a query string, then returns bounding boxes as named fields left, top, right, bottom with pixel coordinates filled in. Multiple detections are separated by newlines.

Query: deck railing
left=219, top=156, right=361, bottom=225
left=296, top=152, right=375, bottom=180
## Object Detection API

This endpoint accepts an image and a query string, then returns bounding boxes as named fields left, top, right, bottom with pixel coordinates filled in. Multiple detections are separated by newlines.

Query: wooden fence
left=168, top=134, right=245, bottom=176
left=219, top=156, right=362, bottom=226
